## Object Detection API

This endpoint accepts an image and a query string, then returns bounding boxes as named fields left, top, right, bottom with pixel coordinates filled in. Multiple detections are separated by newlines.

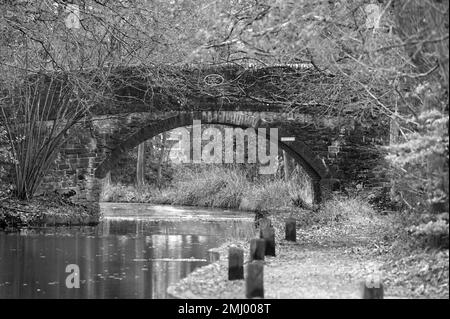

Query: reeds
left=100, top=165, right=314, bottom=211
left=0, top=73, right=91, bottom=199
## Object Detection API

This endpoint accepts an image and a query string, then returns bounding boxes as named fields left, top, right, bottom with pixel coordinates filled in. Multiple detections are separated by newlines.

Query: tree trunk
left=283, top=150, right=293, bottom=181
left=136, top=142, right=145, bottom=189
left=157, top=133, right=167, bottom=188
left=104, top=171, right=112, bottom=186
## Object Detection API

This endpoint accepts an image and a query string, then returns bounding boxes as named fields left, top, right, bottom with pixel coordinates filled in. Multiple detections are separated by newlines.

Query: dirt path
left=167, top=210, right=447, bottom=299
left=167, top=243, right=390, bottom=299
left=167, top=221, right=410, bottom=299
left=263, top=244, right=382, bottom=298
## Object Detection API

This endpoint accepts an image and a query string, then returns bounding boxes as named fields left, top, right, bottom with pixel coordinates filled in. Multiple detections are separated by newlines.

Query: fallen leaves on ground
left=168, top=209, right=449, bottom=299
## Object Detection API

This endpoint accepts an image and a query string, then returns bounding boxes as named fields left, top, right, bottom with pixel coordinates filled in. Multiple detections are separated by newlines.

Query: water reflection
left=0, top=205, right=254, bottom=299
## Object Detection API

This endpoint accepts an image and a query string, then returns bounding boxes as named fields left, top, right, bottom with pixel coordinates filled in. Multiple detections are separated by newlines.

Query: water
left=0, top=203, right=254, bottom=299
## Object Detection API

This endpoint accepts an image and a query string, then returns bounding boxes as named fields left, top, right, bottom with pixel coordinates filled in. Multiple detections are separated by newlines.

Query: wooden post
left=207, top=249, right=220, bottom=263
left=228, top=246, right=244, bottom=280
left=285, top=217, right=296, bottom=242
left=361, top=274, right=384, bottom=299
left=246, top=261, right=264, bottom=298
left=250, top=238, right=265, bottom=261
left=260, top=221, right=276, bottom=257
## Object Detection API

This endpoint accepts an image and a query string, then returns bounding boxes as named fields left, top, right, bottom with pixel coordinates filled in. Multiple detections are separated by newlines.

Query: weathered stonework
left=31, top=65, right=391, bottom=205
left=40, top=108, right=390, bottom=205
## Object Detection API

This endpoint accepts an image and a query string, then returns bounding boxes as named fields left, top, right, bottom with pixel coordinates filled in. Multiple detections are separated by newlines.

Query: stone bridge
left=39, top=65, right=390, bottom=205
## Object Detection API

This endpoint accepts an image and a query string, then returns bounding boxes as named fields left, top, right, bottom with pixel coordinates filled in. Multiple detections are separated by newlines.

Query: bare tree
left=156, top=133, right=167, bottom=189
left=0, top=0, right=211, bottom=198
left=136, top=142, right=145, bottom=189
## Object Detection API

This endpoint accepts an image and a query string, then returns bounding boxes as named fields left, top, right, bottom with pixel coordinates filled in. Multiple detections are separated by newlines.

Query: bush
left=387, top=109, right=449, bottom=215
left=310, top=193, right=377, bottom=226
left=409, top=218, right=449, bottom=249
left=100, top=183, right=153, bottom=202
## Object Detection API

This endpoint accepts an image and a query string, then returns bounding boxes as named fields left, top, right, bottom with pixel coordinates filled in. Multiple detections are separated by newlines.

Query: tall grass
left=100, top=164, right=313, bottom=212
left=316, top=194, right=378, bottom=226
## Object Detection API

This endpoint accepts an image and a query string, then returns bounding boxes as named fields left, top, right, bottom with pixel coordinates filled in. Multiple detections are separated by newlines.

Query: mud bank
left=0, top=194, right=101, bottom=230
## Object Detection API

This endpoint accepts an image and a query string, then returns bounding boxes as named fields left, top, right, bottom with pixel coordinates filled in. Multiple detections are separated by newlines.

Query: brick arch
left=94, top=111, right=331, bottom=202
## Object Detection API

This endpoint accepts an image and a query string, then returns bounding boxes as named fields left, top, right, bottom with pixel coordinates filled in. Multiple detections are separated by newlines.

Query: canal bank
left=167, top=207, right=449, bottom=299
left=0, top=194, right=101, bottom=230
left=1, top=199, right=447, bottom=299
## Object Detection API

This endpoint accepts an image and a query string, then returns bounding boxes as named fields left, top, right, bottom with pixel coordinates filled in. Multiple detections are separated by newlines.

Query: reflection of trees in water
left=100, top=215, right=255, bottom=239
left=0, top=215, right=253, bottom=298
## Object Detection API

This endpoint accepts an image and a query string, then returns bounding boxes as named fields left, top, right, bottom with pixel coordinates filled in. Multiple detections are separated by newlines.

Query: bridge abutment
left=39, top=110, right=389, bottom=206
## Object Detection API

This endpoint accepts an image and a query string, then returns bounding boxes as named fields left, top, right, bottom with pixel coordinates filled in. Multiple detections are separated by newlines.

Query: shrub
left=311, top=194, right=377, bottom=226
left=409, top=218, right=450, bottom=249
left=387, top=109, right=449, bottom=215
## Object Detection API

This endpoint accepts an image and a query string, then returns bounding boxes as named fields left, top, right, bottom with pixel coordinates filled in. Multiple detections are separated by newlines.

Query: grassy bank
left=101, top=165, right=313, bottom=211
left=102, top=164, right=448, bottom=298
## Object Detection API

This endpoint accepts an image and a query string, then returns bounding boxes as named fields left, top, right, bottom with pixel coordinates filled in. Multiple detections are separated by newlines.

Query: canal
left=0, top=203, right=254, bottom=298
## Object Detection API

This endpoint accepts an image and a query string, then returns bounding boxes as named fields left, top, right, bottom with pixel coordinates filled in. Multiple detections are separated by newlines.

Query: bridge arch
left=94, top=111, right=331, bottom=203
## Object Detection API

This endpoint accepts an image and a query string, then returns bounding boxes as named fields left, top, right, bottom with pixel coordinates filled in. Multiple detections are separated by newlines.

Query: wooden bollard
left=285, top=217, right=296, bottom=241
left=228, top=246, right=244, bottom=280
left=250, top=238, right=265, bottom=261
left=246, top=261, right=264, bottom=298
left=361, top=274, right=384, bottom=299
left=207, top=249, right=220, bottom=263
left=260, top=223, right=276, bottom=257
